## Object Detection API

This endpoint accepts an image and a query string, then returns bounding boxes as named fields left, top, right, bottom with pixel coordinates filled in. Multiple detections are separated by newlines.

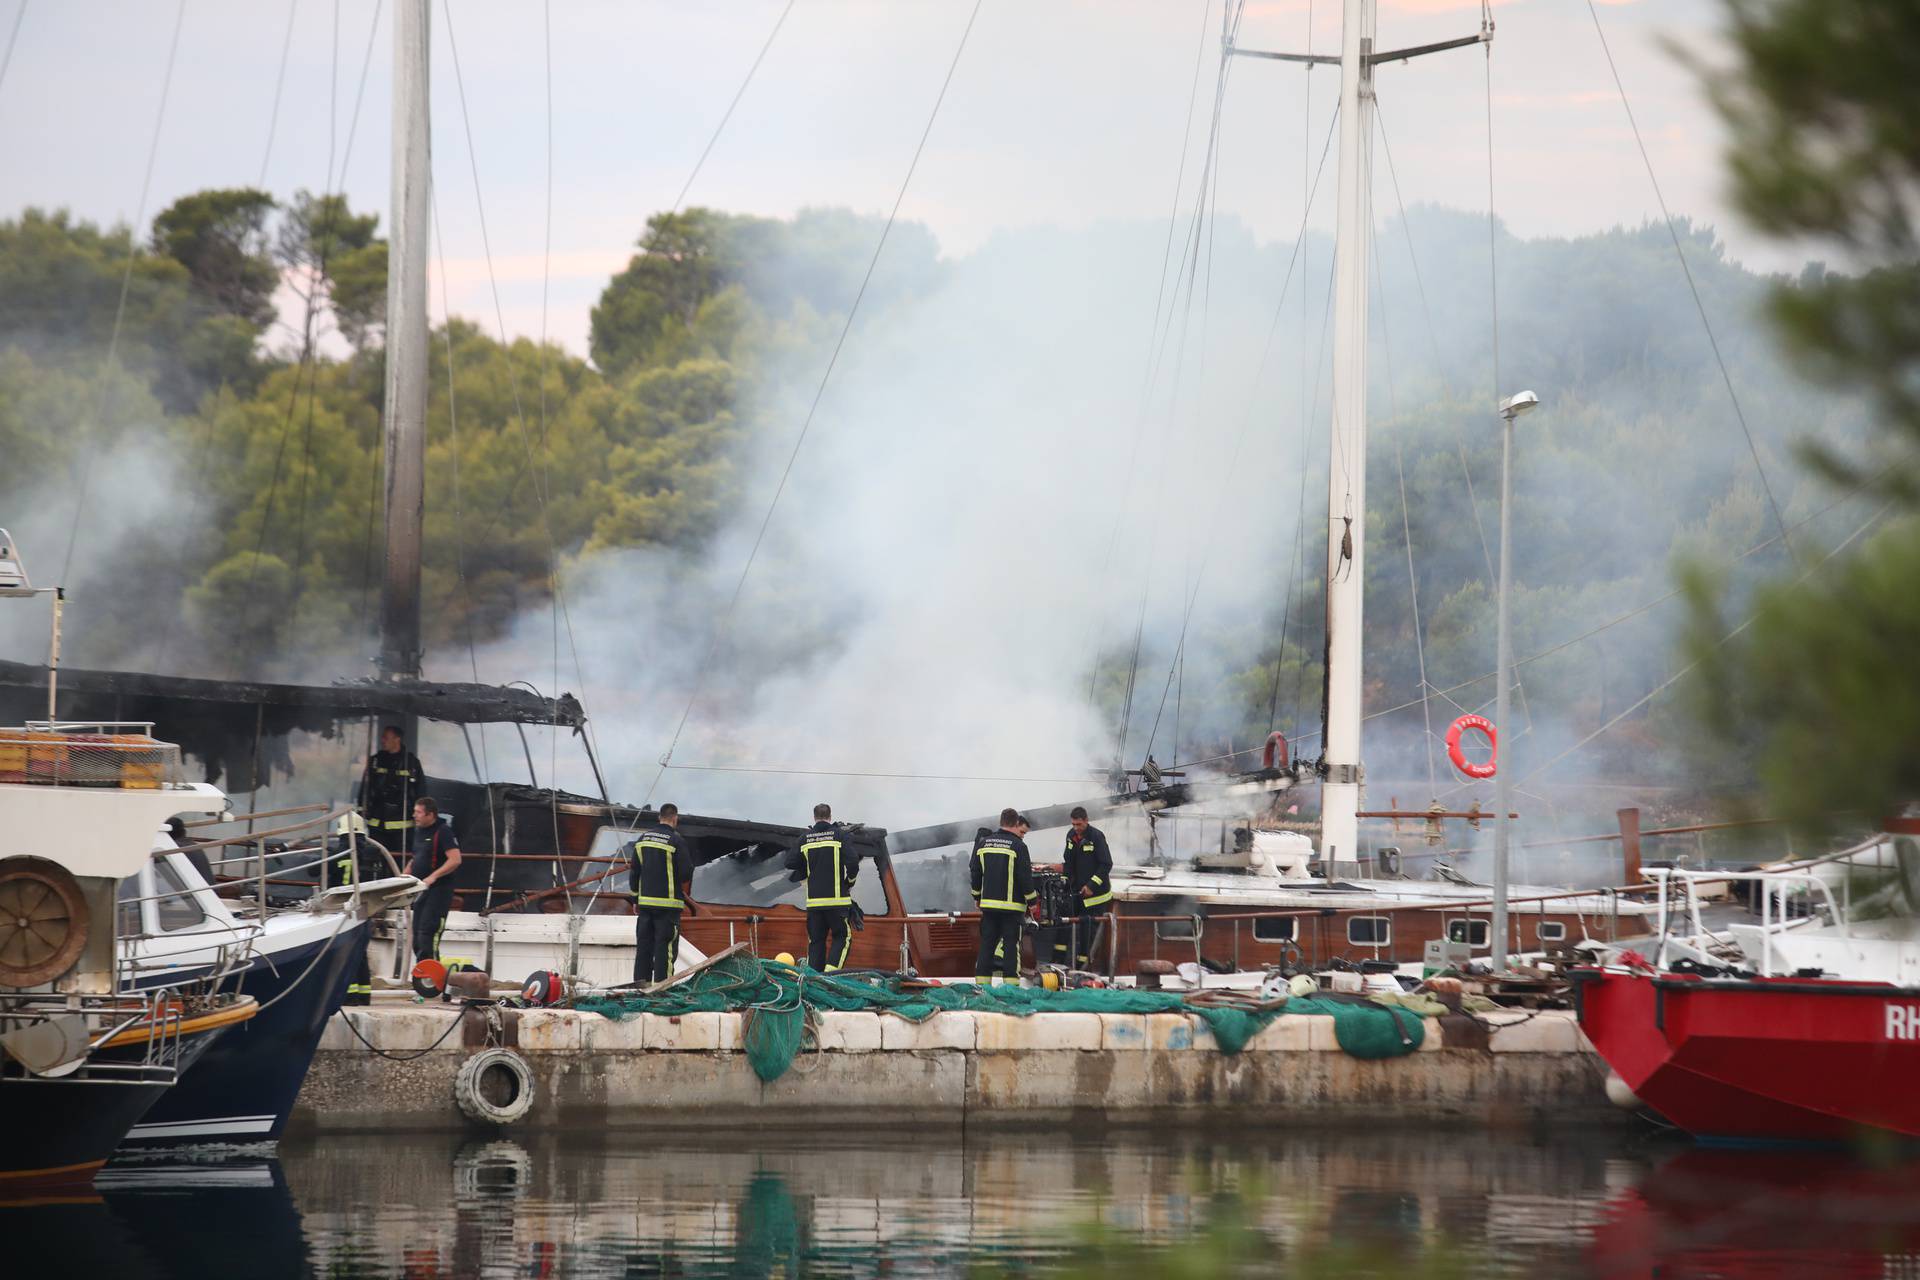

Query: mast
left=379, top=0, right=431, bottom=685
left=1319, top=0, right=1376, bottom=875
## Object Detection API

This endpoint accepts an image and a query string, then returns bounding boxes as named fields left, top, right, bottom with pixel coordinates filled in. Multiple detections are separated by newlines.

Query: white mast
left=1319, top=0, right=1376, bottom=875
left=379, top=0, right=431, bottom=685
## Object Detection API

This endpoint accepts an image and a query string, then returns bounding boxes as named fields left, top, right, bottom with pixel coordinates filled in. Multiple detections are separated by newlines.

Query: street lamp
left=0, top=530, right=65, bottom=722
left=1490, top=391, right=1539, bottom=972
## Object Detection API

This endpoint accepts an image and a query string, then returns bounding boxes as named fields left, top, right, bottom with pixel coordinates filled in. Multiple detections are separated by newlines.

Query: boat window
left=1156, top=918, right=1199, bottom=941
left=153, top=858, right=207, bottom=931
left=1348, top=916, right=1390, bottom=946
left=1252, top=916, right=1296, bottom=943
left=1537, top=921, right=1566, bottom=942
left=117, top=874, right=144, bottom=937
left=1446, top=919, right=1489, bottom=947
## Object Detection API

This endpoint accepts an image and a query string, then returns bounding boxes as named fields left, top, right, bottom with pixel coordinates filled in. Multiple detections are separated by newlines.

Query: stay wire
left=443, top=1, right=593, bottom=794
left=1512, top=499, right=1891, bottom=790
left=1377, top=114, right=1533, bottom=740
left=1371, top=478, right=1878, bottom=745
left=1084, top=0, right=1215, bottom=715
left=1370, top=208, right=1438, bottom=799
left=669, top=0, right=795, bottom=216
left=1141, top=109, right=1342, bottom=763
left=430, top=187, right=503, bottom=895
left=0, top=1, right=24, bottom=106
left=59, top=0, right=186, bottom=587
left=1583, top=0, right=1795, bottom=563
left=644, top=0, right=987, bottom=802
left=257, top=0, right=299, bottom=187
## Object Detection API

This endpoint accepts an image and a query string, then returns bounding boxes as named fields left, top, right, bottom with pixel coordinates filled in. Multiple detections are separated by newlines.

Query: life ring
left=454, top=1047, right=535, bottom=1127
left=1446, top=714, right=1497, bottom=779
left=1262, top=731, right=1289, bottom=771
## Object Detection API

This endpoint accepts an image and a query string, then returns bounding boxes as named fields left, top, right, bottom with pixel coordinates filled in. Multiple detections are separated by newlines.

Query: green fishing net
left=572, top=951, right=1426, bottom=1082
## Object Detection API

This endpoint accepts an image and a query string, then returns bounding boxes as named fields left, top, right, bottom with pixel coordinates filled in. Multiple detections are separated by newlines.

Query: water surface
left=13, top=1127, right=1920, bottom=1277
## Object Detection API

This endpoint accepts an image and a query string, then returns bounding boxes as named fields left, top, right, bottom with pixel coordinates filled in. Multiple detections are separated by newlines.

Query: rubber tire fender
left=453, top=1046, right=535, bottom=1127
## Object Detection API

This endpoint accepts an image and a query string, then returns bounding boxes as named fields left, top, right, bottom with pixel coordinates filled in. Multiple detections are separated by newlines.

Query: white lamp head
left=1498, top=390, right=1540, bottom=420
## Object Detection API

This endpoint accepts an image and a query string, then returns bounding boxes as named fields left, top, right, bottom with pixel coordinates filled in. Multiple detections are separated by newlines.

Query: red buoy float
left=1446, top=714, right=1497, bottom=779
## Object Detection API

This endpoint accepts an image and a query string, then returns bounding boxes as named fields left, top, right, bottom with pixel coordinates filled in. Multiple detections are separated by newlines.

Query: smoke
left=436, top=201, right=1876, bottom=886
left=453, top=213, right=1321, bottom=838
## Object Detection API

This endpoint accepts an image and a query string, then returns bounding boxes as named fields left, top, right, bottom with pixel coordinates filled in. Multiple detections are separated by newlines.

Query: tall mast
left=1319, top=0, right=1376, bottom=875
left=379, top=0, right=431, bottom=684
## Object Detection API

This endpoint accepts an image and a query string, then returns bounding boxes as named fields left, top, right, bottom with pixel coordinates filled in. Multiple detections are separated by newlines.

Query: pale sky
left=0, top=0, right=1772, bottom=359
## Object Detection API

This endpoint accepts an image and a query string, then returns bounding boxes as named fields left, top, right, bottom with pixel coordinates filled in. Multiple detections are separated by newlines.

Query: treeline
left=0, top=185, right=1872, bottom=801
left=0, top=193, right=911, bottom=676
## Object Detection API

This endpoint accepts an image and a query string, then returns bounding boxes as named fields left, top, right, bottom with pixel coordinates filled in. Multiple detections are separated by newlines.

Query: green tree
left=150, top=187, right=279, bottom=328
left=589, top=208, right=747, bottom=377
left=275, top=190, right=385, bottom=356
left=1701, top=0, right=1920, bottom=501
left=1678, top=0, right=1920, bottom=832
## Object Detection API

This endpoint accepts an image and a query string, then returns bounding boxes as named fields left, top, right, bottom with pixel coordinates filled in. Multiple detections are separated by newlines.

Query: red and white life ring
left=1446, top=714, right=1497, bottom=779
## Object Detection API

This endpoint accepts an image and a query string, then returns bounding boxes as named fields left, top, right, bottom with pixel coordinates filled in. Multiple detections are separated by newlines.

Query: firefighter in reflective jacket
left=627, top=803, right=695, bottom=985
left=1054, top=806, right=1113, bottom=970
left=783, top=802, right=861, bottom=972
left=970, top=808, right=1037, bottom=985
left=359, top=725, right=424, bottom=841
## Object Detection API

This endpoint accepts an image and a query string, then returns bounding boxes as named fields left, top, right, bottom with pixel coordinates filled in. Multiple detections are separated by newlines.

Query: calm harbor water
left=12, top=1126, right=1920, bottom=1278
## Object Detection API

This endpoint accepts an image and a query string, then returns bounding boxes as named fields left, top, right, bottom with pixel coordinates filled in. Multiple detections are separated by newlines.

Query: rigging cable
left=1124, top=0, right=1245, bottom=769
left=1378, top=102, right=1536, bottom=730
left=286, top=0, right=384, bottom=637
left=644, top=0, right=988, bottom=802
left=218, top=0, right=380, bottom=665
left=1267, top=0, right=1320, bottom=743
left=1515, top=499, right=1892, bottom=789
left=669, top=0, right=795, bottom=216
left=1084, top=0, right=1215, bottom=720
left=257, top=0, right=299, bottom=186
left=430, top=187, right=504, bottom=903
left=1583, top=0, right=1795, bottom=561
left=1139, top=108, right=1345, bottom=765
left=58, top=0, right=186, bottom=588
left=0, top=1, right=27, bottom=106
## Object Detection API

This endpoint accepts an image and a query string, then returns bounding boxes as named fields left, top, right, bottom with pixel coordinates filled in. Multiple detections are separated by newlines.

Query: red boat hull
left=1575, top=967, right=1920, bottom=1143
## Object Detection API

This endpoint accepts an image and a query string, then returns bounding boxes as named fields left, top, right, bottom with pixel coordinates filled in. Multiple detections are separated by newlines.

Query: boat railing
left=0, top=721, right=184, bottom=790
left=0, top=983, right=214, bottom=1085
left=1647, top=866, right=1846, bottom=977
left=181, top=802, right=400, bottom=922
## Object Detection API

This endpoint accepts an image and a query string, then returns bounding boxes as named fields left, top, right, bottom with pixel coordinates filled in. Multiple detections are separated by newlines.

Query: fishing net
left=573, top=952, right=1430, bottom=1082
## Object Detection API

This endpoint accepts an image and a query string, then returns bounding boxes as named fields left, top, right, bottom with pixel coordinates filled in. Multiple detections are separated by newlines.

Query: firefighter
left=1055, top=806, right=1113, bottom=970
left=970, top=808, right=1036, bottom=985
left=784, top=802, right=860, bottom=972
left=359, top=725, right=425, bottom=844
left=406, top=797, right=462, bottom=966
left=627, top=803, right=695, bottom=985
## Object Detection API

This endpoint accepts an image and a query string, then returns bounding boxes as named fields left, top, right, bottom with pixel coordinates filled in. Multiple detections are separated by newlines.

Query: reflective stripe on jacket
left=790, top=823, right=857, bottom=908
left=971, top=831, right=1036, bottom=913
left=1064, top=824, right=1114, bottom=908
left=628, top=823, right=692, bottom=911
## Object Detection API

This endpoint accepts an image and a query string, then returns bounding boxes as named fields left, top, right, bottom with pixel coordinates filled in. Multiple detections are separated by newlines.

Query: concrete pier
left=291, top=1001, right=1620, bottom=1134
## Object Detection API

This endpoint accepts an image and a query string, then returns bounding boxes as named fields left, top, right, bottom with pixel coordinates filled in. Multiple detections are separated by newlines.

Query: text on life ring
left=1446, top=714, right=1497, bottom=779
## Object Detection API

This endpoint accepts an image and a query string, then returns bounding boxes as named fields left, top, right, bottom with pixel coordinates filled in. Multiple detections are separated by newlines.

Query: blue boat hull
left=122, top=921, right=368, bottom=1147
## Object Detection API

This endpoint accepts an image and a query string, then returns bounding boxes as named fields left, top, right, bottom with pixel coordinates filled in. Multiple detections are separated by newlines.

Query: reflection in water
left=7, top=1130, right=1920, bottom=1277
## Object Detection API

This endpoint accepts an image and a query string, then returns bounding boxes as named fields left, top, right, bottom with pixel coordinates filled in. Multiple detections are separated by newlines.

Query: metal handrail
left=1647, top=866, right=1846, bottom=977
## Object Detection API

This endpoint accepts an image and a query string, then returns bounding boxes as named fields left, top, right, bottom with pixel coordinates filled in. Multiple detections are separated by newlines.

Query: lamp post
left=1490, top=390, right=1539, bottom=971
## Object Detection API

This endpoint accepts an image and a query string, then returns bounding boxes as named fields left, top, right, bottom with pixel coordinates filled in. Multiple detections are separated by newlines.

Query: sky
left=0, top=0, right=1784, bottom=360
